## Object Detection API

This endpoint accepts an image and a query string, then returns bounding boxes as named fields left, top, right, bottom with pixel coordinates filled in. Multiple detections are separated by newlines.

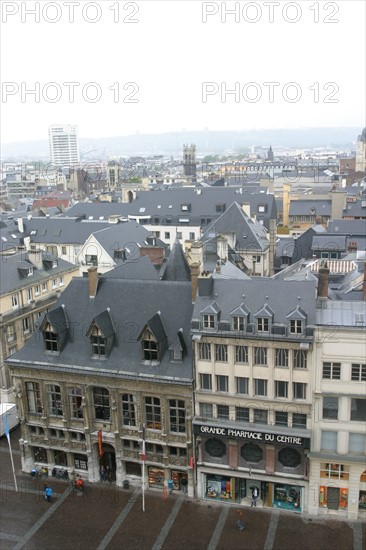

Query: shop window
left=275, top=348, right=288, bottom=367
left=320, top=463, right=348, bottom=480
left=235, top=345, right=248, bottom=363
left=93, top=387, right=111, bottom=421
left=254, top=347, right=267, bottom=366
left=278, top=447, right=301, bottom=468
left=200, top=373, right=212, bottom=390
left=351, top=364, right=366, bottom=381
left=254, top=409, right=268, bottom=424
left=205, top=438, right=226, bottom=458
left=145, top=396, right=161, bottom=430
left=217, top=405, right=229, bottom=420
left=67, top=387, right=83, bottom=419
left=47, top=384, right=63, bottom=416
left=74, top=454, right=88, bottom=470
left=169, top=399, right=186, bottom=433
left=126, top=462, right=142, bottom=476
left=321, top=431, right=337, bottom=451
left=198, top=343, right=211, bottom=360
left=54, top=450, right=67, bottom=466
left=293, top=350, right=307, bottom=369
left=293, top=382, right=306, bottom=400
left=254, top=379, right=267, bottom=397
left=122, top=394, right=136, bottom=426
left=148, top=467, right=165, bottom=488
left=241, top=442, right=263, bottom=463
left=292, top=413, right=307, bottom=429
left=33, top=447, right=47, bottom=463
left=236, top=377, right=249, bottom=395
left=350, top=398, right=366, bottom=422
left=236, top=407, right=249, bottom=422
left=215, top=344, right=228, bottom=362
left=359, top=490, right=366, bottom=510
left=323, top=397, right=338, bottom=420
left=26, top=382, right=42, bottom=413
left=322, top=362, right=341, bottom=380
left=216, top=375, right=228, bottom=392
left=275, top=411, right=288, bottom=426
left=275, top=381, right=288, bottom=398
left=200, top=403, right=213, bottom=418
left=274, top=485, right=301, bottom=511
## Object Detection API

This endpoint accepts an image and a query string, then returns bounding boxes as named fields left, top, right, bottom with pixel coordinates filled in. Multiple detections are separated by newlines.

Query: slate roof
left=66, top=187, right=277, bottom=229
left=21, top=217, right=113, bottom=244
left=101, top=256, right=160, bottom=280
left=7, top=277, right=194, bottom=383
left=311, top=235, right=347, bottom=251
left=342, top=199, right=366, bottom=218
left=289, top=200, right=332, bottom=216
left=192, top=278, right=317, bottom=328
left=327, top=219, right=366, bottom=235
left=0, top=252, right=78, bottom=296
left=162, top=238, right=191, bottom=282
left=89, top=222, right=152, bottom=260
left=201, top=202, right=270, bottom=252
left=315, top=300, right=366, bottom=326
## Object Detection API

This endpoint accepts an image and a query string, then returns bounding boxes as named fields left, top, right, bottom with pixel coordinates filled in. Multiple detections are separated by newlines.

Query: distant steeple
left=267, top=145, right=274, bottom=161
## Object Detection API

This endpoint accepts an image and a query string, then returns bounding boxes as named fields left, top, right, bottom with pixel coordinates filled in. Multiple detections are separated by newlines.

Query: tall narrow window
left=200, top=373, right=212, bottom=390
left=235, top=345, right=248, bottom=363
left=145, top=396, right=161, bottom=430
left=47, top=384, right=63, bottom=416
left=44, top=331, right=58, bottom=352
left=26, top=381, right=42, bottom=413
left=293, top=350, right=307, bottom=369
left=142, top=333, right=158, bottom=361
left=122, top=394, right=136, bottom=426
left=275, top=349, right=288, bottom=367
left=67, top=387, right=83, bottom=419
left=198, top=343, right=211, bottom=360
left=216, top=375, right=228, bottom=392
left=236, top=377, right=249, bottom=395
left=93, top=387, right=111, bottom=421
left=275, top=381, right=288, bottom=398
left=91, top=328, right=106, bottom=357
left=254, top=347, right=267, bottom=366
left=293, top=383, right=307, bottom=400
left=232, top=316, right=245, bottom=331
left=169, top=399, right=186, bottom=433
left=215, top=344, right=228, bottom=362
left=254, top=379, right=267, bottom=397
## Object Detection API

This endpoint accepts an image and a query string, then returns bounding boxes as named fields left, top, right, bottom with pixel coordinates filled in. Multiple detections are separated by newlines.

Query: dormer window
left=257, top=318, right=269, bottom=332
left=254, top=303, right=274, bottom=334
left=40, top=306, right=69, bottom=354
left=203, top=315, right=215, bottom=329
left=142, top=331, right=158, bottom=360
left=91, top=328, right=106, bottom=357
left=168, top=329, right=187, bottom=363
left=232, top=317, right=245, bottom=331
left=44, top=328, right=59, bottom=352
left=86, top=310, right=116, bottom=359
left=230, top=304, right=249, bottom=332
left=287, top=306, right=307, bottom=336
left=27, top=267, right=34, bottom=276
left=290, top=320, right=303, bottom=334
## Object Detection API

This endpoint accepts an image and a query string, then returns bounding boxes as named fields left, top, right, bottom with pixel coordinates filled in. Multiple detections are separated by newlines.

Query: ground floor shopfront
left=194, top=421, right=310, bottom=513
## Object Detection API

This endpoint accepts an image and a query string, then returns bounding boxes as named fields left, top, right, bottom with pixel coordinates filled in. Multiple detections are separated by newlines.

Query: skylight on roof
left=157, top=205, right=161, bottom=209
left=88, top=216, right=93, bottom=220
left=169, top=205, right=173, bottom=208
left=139, top=207, right=146, bottom=213
left=11, top=234, right=17, bottom=239
left=99, top=216, right=104, bottom=220
left=30, top=230, right=37, bottom=235
left=1, top=236, right=7, bottom=241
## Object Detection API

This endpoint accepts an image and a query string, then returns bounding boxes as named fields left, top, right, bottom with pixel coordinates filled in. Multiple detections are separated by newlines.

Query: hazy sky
left=1, top=0, right=365, bottom=143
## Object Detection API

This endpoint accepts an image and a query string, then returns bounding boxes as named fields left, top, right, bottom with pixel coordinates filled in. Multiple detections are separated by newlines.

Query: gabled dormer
left=230, top=303, right=250, bottom=331
left=39, top=305, right=68, bottom=354
left=286, top=305, right=307, bottom=335
left=253, top=303, right=274, bottom=333
left=138, top=312, right=167, bottom=363
left=86, top=309, right=116, bottom=358
left=168, top=328, right=187, bottom=363
left=200, top=301, right=220, bottom=330
left=43, top=253, right=58, bottom=269
left=17, top=261, right=34, bottom=277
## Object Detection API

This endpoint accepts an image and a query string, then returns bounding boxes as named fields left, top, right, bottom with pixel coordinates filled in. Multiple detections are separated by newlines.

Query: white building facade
left=48, top=124, right=80, bottom=166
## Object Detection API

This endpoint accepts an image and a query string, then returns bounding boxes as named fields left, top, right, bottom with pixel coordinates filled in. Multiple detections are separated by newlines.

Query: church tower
left=183, top=144, right=197, bottom=179
left=267, top=145, right=274, bottom=162
left=355, top=128, right=366, bottom=172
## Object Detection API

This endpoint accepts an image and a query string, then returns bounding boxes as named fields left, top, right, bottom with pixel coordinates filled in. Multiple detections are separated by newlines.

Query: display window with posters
left=206, top=475, right=232, bottom=501
left=148, top=467, right=164, bottom=488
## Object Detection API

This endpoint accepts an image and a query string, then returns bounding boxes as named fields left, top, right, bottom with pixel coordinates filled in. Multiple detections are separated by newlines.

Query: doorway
left=327, top=487, right=340, bottom=510
left=99, top=443, right=116, bottom=482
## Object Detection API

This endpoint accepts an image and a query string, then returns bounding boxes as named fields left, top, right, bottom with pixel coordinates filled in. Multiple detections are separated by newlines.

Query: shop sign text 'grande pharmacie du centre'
left=195, top=424, right=307, bottom=446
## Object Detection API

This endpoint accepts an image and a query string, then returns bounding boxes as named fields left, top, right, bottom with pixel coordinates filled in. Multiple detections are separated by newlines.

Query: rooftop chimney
left=28, top=249, right=44, bottom=271
left=317, top=261, right=330, bottom=299
left=190, top=262, right=200, bottom=302
left=17, top=217, right=24, bottom=234
left=88, top=266, right=99, bottom=298
left=198, top=271, right=213, bottom=297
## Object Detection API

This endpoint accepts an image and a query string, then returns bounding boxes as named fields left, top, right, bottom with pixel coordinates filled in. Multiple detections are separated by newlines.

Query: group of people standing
left=100, top=465, right=113, bottom=483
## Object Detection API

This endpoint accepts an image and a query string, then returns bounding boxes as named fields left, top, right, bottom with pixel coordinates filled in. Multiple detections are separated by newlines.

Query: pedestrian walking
left=181, top=477, right=188, bottom=494
left=251, top=487, right=259, bottom=507
left=236, top=510, right=245, bottom=531
left=100, top=465, right=106, bottom=482
left=44, top=484, right=53, bottom=502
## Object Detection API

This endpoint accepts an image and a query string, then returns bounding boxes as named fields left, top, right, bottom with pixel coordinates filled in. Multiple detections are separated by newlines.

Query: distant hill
left=1, top=127, right=359, bottom=160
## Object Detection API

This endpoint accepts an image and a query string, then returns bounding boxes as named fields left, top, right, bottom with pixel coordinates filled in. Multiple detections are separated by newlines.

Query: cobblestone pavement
left=1, top=431, right=365, bottom=550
